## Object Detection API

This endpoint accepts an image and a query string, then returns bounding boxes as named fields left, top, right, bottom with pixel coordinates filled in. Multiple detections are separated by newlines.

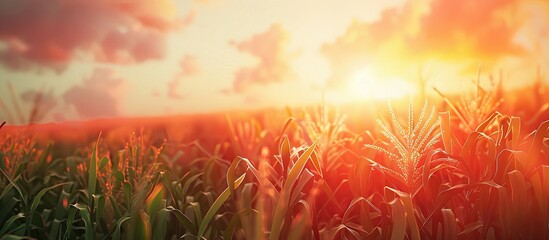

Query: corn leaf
left=269, top=140, right=317, bottom=240
left=197, top=173, right=246, bottom=239
left=88, top=133, right=102, bottom=203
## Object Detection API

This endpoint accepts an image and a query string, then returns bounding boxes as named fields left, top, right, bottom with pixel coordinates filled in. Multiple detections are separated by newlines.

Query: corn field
left=1, top=86, right=549, bottom=240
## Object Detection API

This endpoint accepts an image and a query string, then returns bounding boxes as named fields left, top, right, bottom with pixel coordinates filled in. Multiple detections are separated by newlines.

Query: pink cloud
left=63, top=68, right=125, bottom=119
left=0, top=0, right=189, bottom=72
left=167, top=54, right=199, bottom=99
left=178, top=54, right=199, bottom=76
left=230, top=24, right=296, bottom=93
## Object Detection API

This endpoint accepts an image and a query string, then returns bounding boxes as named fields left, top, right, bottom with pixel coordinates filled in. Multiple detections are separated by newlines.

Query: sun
left=347, top=68, right=416, bottom=100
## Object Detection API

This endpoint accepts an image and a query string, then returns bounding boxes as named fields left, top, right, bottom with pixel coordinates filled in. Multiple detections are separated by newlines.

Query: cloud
left=415, top=0, right=525, bottom=60
left=63, top=68, right=125, bottom=119
left=322, top=0, right=539, bottom=88
left=178, top=54, right=199, bottom=76
left=167, top=54, right=199, bottom=99
left=20, top=89, right=58, bottom=123
left=0, top=0, right=189, bottom=72
left=230, top=24, right=296, bottom=93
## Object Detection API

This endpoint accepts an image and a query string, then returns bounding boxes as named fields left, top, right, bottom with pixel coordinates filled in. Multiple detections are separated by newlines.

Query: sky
left=1, top=0, right=548, bottom=123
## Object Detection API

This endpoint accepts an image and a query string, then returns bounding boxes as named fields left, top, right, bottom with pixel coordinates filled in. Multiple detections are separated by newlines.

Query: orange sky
left=1, top=0, right=548, bottom=123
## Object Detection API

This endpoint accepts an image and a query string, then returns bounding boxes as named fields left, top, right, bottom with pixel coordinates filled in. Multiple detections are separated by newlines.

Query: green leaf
left=30, top=182, right=71, bottom=215
left=227, top=157, right=241, bottom=198
left=112, top=170, right=124, bottom=182
left=72, top=203, right=94, bottom=240
left=98, top=157, right=109, bottom=171
left=280, top=136, right=291, bottom=176
left=197, top=173, right=246, bottom=239
left=182, top=173, right=203, bottom=199
left=0, top=199, right=18, bottom=226
left=29, top=181, right=71, bottom=235
left=88, top=133, right=102, bottom=203
left=189, top=202, right=202, bottom=225
left=165, top=206, right=196, bottom=234
left=0, top=169, right=26, bottom=207
left=112, top=216, right=131, bottom=240
left=0, top=234, right=32, bottom=240
left=145, top=184, right=164, bottom=226
left=269, top=140, right=317, bottom=240
left=93, top=194, right=106, bottom=229
left=123, top=182, right=132, bottom=205
left=288, top=169, right=313, bottom=207
left=223, top=208, right=256, bottom=240
left=235, top=157, right=279, bottom=198
left=109, top=195, right=123, bottom=219
left=136, top=209, right=151, bottom=240
left=385, top=187, right=420, bottom=240
left=152, top=208, right=169, bottom=240
left=48, top=219, right=62, bottom=240
left=65, top=203, right=77, bottom=239
left=0, top=213, right=24, bottom=236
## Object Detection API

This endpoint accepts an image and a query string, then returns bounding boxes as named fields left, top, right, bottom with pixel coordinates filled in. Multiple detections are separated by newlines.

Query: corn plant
left=365, top=99, right=443, bottom=192
left=434, top=71, right=502, bottom=135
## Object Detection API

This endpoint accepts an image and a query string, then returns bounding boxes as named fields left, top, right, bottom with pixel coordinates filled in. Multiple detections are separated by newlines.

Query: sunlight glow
left=348, top=68, right=416, bottom=100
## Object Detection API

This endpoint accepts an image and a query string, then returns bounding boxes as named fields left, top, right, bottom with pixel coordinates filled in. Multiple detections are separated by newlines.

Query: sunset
left=1, top=0, right=549, bottom=239
left=0, top=0, right=547, bottom=122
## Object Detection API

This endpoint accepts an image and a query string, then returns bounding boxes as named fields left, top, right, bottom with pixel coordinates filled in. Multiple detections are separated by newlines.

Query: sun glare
left=348, top=68, right=416, bottom=100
